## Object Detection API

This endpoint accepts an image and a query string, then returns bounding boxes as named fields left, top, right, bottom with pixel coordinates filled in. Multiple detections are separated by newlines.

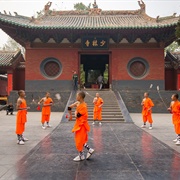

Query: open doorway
left=80, top=54, right=109, bottom=89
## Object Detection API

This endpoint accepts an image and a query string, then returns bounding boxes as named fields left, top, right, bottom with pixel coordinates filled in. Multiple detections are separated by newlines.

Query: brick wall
left=111, top=48, right=164, bottom=80
left=25, top=47, right=165, bottom=91
left=110, top=48, right=165, bottom=90
left=0, top=78, right=7, bottom=96
left=26, top=48, right=78, bottom=80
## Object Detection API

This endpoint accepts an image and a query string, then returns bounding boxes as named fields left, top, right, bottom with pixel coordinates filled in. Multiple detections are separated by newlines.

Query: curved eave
left=0, top=17, right=178, bottom=31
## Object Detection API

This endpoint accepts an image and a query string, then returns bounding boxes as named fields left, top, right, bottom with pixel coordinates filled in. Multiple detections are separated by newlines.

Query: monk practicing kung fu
left=141, top=92, right=154, bottom=129
left=38, top=92, right=53, bottom=129
left=168, top=94, right=180, bottom=145
left=93, top=93, right=104, bottom=125
left=16, top=90, right=29, bottom=145
left=68, top=91, right=95, bottom=161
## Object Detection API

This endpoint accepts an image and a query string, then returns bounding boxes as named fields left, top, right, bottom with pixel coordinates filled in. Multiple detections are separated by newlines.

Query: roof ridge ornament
left=89, top=0, right=102, bottom=15
left=44, top=1, right=52, bottom=12
left=138, top=0, right=145, bottom=13
left=93, top=0, right=98, bottom=9
left=156, top=13, right=178, bottom=23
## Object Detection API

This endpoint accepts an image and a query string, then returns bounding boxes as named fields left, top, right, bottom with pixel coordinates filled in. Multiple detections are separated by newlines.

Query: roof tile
left=0, top=11, right=178, bottom=30
left=0, top=50, right=22, bottom=67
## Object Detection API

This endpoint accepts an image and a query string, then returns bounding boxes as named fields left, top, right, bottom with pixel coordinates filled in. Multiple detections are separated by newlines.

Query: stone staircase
left=69, top=90, right=125, bottom=122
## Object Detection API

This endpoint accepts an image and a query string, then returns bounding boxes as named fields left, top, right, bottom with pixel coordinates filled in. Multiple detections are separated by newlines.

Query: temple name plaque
left=82, top=37, right=109, bottom=50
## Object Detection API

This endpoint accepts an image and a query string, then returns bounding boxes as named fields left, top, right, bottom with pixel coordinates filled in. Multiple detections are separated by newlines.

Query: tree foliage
left=175, top=19, right=180, bottom=45
left=74, top=2, right=91, bottom=10
left=165, top=41, right=180, bottom=53
left=1, top=37, right=25, bottom=54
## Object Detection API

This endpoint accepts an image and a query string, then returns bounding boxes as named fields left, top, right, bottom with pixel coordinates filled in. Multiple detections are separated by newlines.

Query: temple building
left=0, top=0, right=179, bottom=93
left=165, top=51, right=180, bottom=90
left=0, top=50, right=25, bottom=96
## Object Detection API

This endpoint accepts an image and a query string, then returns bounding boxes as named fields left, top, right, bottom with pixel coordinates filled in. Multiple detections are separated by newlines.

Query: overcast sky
left=0, top=0, right=179, bottom=47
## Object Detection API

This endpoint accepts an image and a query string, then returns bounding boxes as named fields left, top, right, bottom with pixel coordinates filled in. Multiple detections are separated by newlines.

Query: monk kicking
left=16, top=90, right=30, bottom=145
left=68, top=91, right=95, bottom=161
left=168, top=94, right=180, bottom=145
left=93, top=93, right=104, bottom=125
left=141, top=92, right=154, bottom=129
left=38, top=92, right=53, bottom=129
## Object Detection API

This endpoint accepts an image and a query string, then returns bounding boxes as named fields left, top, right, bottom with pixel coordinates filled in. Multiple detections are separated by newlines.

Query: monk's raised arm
left=38, top=98, right=44, bottom=104
left=67, top=101, right=79, bottom=121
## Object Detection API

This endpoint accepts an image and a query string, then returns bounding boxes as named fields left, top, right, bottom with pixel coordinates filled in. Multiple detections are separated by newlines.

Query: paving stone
left=10, top=122, right=180, bottom=180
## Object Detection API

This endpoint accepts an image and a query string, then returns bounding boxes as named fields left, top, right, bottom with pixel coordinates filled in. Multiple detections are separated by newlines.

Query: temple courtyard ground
left=0, top=111, right=180, bottom=180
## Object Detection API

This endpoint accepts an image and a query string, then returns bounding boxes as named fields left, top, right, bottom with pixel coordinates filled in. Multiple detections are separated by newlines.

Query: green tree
left=175, top=19, right=180, bottom=45
left=74, top=2, right=91, bottom=10
left=165, top=41, right=180, bottom=53
left=2, top=37, right=25, bottom=54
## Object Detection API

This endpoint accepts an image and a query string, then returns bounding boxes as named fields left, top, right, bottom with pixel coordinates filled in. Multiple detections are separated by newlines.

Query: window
left=127, top=57, right=149, bottom=79
left=40, top=58, right=62, bottom=79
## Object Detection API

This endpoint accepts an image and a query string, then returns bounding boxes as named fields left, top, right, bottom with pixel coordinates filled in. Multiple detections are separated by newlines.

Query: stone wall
left=119, top=90, right=179, bottom=113
left=8, top=91, right=71, bottom=112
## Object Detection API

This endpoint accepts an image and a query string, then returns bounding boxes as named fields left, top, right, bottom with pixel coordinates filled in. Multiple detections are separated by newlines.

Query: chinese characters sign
left=82, top=37, right=109, bottom=50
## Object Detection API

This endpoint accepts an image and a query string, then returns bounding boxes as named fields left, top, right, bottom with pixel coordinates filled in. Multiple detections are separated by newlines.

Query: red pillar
left=7, top=72, right=13, bottom=95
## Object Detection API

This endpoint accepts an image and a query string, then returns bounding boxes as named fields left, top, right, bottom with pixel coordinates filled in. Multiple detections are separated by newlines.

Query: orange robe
left=93, top=97, right=103, bottom=121
left=142, top=97, right=154, bottom=124
left=16, top=99, right=27, bottom=135
left=171, top=101, right=180, bottom=134
left=72, top=102, right=90, bottom=152
left=41, top=98, right=53, bottom=124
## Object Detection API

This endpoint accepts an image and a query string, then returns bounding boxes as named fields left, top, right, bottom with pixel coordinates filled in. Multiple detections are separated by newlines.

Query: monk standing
left=141, top=92, right=154, bottom=129
left=38, top=92, right=53, bottom=129
left=16, top=90, right=29, bottom=145
left=93, top=93, right=104, bottom=125
left=168, top=94, right=180, bottom=145
left=68, top=91, right=94, bottom=161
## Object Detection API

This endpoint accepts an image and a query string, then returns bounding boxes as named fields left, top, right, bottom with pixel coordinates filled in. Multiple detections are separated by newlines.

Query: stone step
left=71, top=110, right=122, bottom=113
left=87, top=107, right=120, bottom=109
left=87, top=104, right=119, bottom=106
left=87, top=102, right=119, bottom=104
left=71, top=114, right=123, bottom=117
left=87, top=106, right=120, bottom=108
left=68, top=90, right=125, bottom=122
left=88, top=110, right=121, bottom=112
left=88, top=111, right=122, bottom=115
left=73, top=118, right=125, bottom=122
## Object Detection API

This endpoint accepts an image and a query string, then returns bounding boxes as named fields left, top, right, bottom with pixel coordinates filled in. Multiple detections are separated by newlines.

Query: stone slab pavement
left=130, top=113, right=180, bottom=154
left=0, top=111, right=63, bottom=179
left=0, top=111, right=180, bottom=180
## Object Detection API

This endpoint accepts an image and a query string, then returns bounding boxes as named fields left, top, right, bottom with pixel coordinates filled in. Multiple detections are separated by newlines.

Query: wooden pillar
left=7, top=71, right=13, bottom=95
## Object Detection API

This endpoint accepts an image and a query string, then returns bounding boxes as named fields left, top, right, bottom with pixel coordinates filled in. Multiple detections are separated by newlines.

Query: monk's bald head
left=77, top=91, right=86, bottom=99
left=18, top=90, right=25, bottom=97
left=46, top=92, right=50, bottom=98
left=172, top=93, right=179, bottom=101
left=144, top=92, right=149, bottom=98
left=96, top=93, right=100, bottom=98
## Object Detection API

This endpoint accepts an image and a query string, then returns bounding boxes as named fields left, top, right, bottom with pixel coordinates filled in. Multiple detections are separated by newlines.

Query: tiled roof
left=165, top=51, right=179, bottom=69
left=0, top=10, right=178, bottom=30
left=0, top=50, right=22, bottom=67
left=173, top=52, right=180, bottom=60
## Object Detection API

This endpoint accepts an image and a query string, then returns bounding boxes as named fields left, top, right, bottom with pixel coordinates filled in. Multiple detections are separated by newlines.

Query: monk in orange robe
left=93, top=93, right=103, bottom=125
left=38, top=92, right=53, bottom=129
left=68, top=91, right=95, bottom=162
left=16, top=90, right=30, bottom=145
left=168, top=94, right=180, bottom=145
left=141, top=92, right=154, bottom=129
